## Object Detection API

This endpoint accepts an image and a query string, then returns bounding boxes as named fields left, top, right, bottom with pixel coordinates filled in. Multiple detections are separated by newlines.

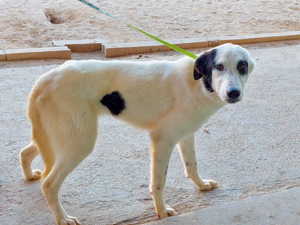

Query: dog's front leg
left=178, top=134, right=217, bottom=191
left=150, top=134, right=178, bottom=219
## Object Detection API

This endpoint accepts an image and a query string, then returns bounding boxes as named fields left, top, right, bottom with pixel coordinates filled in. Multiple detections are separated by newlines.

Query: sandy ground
left=1, top=0, right=300, bottom=224
left=1, top=0, right=300, bottom=50
left=0, top=41, right=300, bottom=224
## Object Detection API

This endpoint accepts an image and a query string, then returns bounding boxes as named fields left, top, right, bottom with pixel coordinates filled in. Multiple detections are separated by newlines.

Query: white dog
left=20, top=43, right=255, bottom=225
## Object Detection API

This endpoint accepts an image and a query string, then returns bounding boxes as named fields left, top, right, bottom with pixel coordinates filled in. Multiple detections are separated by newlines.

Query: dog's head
left=194, top=43, right=255, bottom=104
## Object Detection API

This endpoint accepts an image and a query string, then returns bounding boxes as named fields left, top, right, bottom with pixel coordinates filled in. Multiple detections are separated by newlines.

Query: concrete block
left=103, top=38, right=208, bottom=57
left=103, top=42, right=162, bottom=57
left=52, top=39, right=109, bottom=52
left=207, top=38, right=219, bottom=46
left=171, top=38, right=208, bottom=49
left=6, top=47, right=71, bottom=61
left=219, top=31, right=300, bottom=45
left=241, top=33, right=287, bottom=43
left=0, top=50, right=6, bottom=61
left=283, top=31, right=300, bottom=40
left=218, top=36, right=248, bottom=45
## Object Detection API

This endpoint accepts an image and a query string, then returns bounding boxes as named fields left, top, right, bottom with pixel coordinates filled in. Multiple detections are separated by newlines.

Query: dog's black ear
left=194, top=49, right=217, bottom=80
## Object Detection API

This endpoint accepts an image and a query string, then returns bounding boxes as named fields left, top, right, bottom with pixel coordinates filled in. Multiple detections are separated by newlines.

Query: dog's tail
left=28, top=85, right=55, bottom=182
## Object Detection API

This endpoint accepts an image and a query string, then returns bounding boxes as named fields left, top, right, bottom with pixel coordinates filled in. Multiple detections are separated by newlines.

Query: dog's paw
left=25, top=169, right=42, bottom=181
left=197, top=179, right=218, bottom=191
left=57, top=215, right=81, bottom=225
left=31, top=169, right=42, bottom=180
left=158, top=206, right=178, bottom=219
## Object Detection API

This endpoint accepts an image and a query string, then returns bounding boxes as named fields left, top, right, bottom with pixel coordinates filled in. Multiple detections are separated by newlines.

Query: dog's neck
left=178, top=57, right=226, bottom=113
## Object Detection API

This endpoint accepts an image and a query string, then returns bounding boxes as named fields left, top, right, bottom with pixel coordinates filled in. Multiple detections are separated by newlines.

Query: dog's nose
left=227, top=89, right=240, bottom=100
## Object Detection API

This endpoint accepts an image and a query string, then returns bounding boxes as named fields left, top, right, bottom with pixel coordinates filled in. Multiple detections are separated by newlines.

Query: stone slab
left=284, top=31, right=300, bottom=40
left=45, top=31, right=300, bottom=58
left=103, top=31, right=300, bottom=57
left=5, top=47, right=71, bottom=61
left=207, top=38, right=219, bottom=46
left=103, top=38, right=208, bottom=57
left=0, top=50, right=6, bottom=61
left=52, top=39, right=109, bottom=52
left=219, top=31, right=300, bottom=45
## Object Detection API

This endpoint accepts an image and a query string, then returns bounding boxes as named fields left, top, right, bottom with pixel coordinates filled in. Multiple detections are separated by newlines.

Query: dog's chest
left=178, top=102, right=223, bottom=135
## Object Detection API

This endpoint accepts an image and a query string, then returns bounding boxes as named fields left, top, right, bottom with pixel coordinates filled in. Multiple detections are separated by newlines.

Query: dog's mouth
left=218, top=94, right=241, bottom=104
left=225, top=98, right=240, bottom=104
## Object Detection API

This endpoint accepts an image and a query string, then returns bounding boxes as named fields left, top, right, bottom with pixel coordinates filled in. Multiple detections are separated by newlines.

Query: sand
left=1, top=0, right=299, bottom=50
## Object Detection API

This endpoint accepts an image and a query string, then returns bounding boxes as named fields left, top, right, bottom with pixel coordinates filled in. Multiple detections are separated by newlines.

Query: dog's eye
left=237, top=60, right=248, bottom=75
left=216, top=64, right=224, bottom=71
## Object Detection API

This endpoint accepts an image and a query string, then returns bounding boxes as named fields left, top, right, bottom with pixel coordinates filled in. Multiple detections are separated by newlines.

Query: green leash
left=77, top=0, right=198, bottom=60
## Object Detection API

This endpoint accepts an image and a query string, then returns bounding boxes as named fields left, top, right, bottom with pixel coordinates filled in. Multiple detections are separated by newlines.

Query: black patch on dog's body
left=100, top=91, right=126, bottom=116
left=237, top=60, right=248, bottom=75
left=194, top=49, right=217, bottom=92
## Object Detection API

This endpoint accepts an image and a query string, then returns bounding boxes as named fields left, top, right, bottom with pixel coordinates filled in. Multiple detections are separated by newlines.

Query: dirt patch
left=0, top=0, right=299, bottom=49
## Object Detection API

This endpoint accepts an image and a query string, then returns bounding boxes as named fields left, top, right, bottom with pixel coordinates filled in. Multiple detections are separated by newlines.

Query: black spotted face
left=194, top=43, right=255, bottom=104
left=194, top=49, right=217, bottom=92
left=237, top=60, right=248, bottom=75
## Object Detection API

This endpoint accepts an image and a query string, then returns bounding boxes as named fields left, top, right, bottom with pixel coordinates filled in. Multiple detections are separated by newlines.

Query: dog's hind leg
left=19, top=141, right=42, bottom=180
left=178, top=134, right=217, bottom=191
left=42, top=159, right=83, bottom=225
left=42, top=124, right=98, bottom=225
